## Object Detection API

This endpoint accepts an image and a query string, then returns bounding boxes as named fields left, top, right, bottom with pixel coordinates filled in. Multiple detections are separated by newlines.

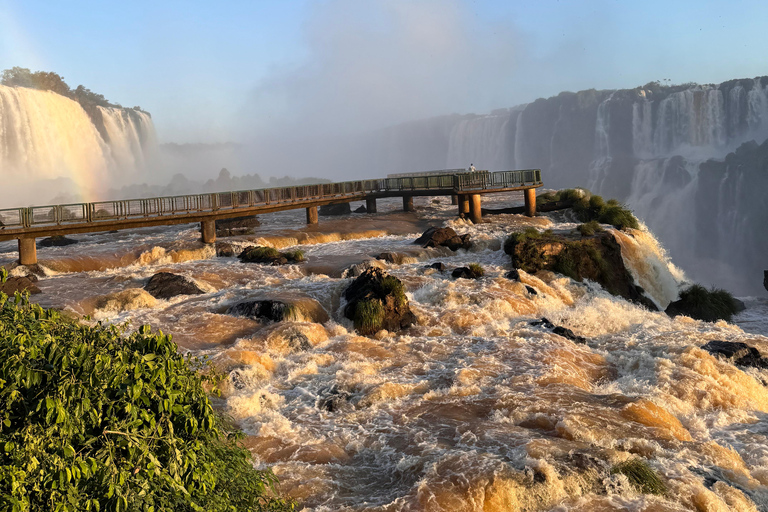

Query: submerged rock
left=505, top=268, right=521, bottom=281
left=354, top=205, right=367, bottom=213
left=319, top=203, right=351, bottom=216
left=343, top=267, right=416, bottom=335
left=38, top=235, right=78, bottom=247
left=227, top=300, right=290, bottom=323
left=215, top=215, right=260, bottom=237
left=451, top=265, right=484, bottom=280
left=144, top=272, right=206, bottom=300
left=0, top=276, right=41, bottom=295
left=317, top=385, right=352, bottom=412
left=530, top=317, right=587, bottom=344
left=94, top=288, right=158, bottom=313
left=701, top=340, right=768, bottom=369
left=413, top=226, right=472, bottom=251
left=215, top=241, right=236, bottom=257
left=429, top=262, right=447, bottom=272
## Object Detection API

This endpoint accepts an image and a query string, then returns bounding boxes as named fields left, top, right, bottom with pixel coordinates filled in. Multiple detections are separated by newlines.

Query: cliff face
left=369, top=76, right=768, bottom=294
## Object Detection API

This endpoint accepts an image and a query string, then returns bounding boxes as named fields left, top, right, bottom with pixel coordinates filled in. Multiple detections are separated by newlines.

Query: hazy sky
left=2, top=0, right=767, bottom=143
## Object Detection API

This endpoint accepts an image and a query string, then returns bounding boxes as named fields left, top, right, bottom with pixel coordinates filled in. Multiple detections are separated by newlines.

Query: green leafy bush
left=610, top=458, right=666, bottom=495
left=0, top=283, right=293, bottom=512
left=666, top=284, right=742, bottom=322
left=576, top=220, right=604, bottom=237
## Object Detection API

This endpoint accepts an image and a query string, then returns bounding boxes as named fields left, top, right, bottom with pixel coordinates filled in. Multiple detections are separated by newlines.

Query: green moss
left=241, top=246, right=280, bottom=261
left=566, top=190, right=639, bottom=230
left=671, top=284, right=741, bottom=322
left=467, top=263, right=485, bottom=278
left=503, top=227, right=542, bottom=255
left=353, top=299, right=386, bottom=335
left=284, top=249, right=305, bottom=262
left=380, top=275, right=407, bottom=308
left=598, top=204, right=640, bottom=230
left=577, top=220, right=604, bottom=237
left=610, top=458, right=666, bottom=495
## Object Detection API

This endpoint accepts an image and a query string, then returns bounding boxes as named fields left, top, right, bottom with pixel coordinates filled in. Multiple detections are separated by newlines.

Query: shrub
left=0, top=282, right=294, bottom=512
left=353, top=299, right=386, bottom=335
left=610, top=458, right=666, bottom=495
left=667, top=284, right=742, bottom=322
left=467, top=263, right=485, bottom=278
left=577, top=220, right=603, bottom=237
left=570, top=191, right=640, bottom=230
left=503, top=228, right=542, bottom=255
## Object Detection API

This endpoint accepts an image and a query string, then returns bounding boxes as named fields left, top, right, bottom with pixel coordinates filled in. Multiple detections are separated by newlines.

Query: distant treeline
left=0, top=66, right=146, bottom=113
left=109, top=168, right=332, bottom=199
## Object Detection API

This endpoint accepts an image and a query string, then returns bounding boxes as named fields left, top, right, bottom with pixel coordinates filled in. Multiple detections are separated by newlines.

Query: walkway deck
left=0, top=169, right=542, bottom=264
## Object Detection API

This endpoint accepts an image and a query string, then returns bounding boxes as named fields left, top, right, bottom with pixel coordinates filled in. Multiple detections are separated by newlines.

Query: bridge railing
left=0, top=170, right=541, bottom=230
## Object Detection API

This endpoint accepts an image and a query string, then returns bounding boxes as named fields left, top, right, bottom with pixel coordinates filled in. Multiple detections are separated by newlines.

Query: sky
left=2, top=0, right=768, bottom=144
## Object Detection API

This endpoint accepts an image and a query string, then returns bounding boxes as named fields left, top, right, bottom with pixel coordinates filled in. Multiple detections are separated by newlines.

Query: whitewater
left=1, top=194, right=767, bottom=511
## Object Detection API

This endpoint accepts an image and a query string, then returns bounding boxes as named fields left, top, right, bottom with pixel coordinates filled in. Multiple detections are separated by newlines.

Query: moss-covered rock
left=238, top=245, right=305, bottom=265
left=665, top=284, right=742, bottom=322
left=343, top=267, right=416, bottom=335
left=504, top=228, right=656, bottom=309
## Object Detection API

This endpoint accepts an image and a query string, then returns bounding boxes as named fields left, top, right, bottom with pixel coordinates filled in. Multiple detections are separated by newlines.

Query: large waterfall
left=0, top=84, right=157, bottom=205
left=374, top=77, right=768, bottom=294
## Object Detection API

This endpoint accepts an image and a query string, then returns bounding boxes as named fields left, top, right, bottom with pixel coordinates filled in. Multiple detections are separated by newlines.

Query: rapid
left=1, top=194, right=767, bottom=511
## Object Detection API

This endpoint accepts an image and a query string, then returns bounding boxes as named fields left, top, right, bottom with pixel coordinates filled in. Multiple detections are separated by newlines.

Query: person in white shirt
left=468, top=163, right=476, bottom=173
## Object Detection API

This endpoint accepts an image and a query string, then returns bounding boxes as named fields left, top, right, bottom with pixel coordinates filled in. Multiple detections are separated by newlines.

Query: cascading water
left=0, top=84, right=157, bottom=205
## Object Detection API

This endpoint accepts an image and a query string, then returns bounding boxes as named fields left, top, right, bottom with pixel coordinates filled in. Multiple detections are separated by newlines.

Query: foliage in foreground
left=0, top=279, right=293, bottom=512
left=610, top=458, right=667, bottom=495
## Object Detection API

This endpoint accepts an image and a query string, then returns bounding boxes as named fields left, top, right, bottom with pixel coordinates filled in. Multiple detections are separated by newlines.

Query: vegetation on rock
left=610, top=458, right=666, bottom=495
left=539, top=189, right=639, bottom=230
left=239, top=246, right=304, bottom=265
left=665, top=284, right=742, bottom=322
left=576, top=220, right=604, bottom=237
left=0, top=270, right=293, bottom=512
left=343, top=268, right=416, bottom=335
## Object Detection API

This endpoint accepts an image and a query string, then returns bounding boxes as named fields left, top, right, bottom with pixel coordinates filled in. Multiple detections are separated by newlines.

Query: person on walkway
left=468, top=163, right=476, bottom=173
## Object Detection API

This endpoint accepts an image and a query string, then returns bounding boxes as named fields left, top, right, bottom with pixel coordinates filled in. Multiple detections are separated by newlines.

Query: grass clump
left=667, top=284, right=742, bottom=322
left=571, top=192, right=639, bottom=230
left=241, top=246, right=280, bottom=261
left=0, top=277, right=294, bottom=512
left=284, top=250, right=305, bottom=262
left=353, top=299, right=386, bottom=335
left=467, top=263, right=485, bottom=278
left=610, top=458, right=666, bottom=495
left=577, top=220, right=604, bottom=237
left=503, top=227, right=543, bottom=256
left=380, top=275, right=407, bottom=307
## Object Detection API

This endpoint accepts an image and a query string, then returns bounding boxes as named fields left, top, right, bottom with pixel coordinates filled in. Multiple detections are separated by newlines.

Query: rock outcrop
left=343, top=267, right=416, bottom=335
left=0, top=276, right=41, bottom=295
left=413, top=226, right=472, bottom=251
left=354, top=205, right=367, bottom=213
left=227, top=300, right=291, bottom=323
left=319, top=203, right=351, bottom=216
left=530, top=318, right=587, bottom=344
left=238, top=246, right=305, bottom=265
left=701, top=340, right=768, bottom=369
left=215, top=215, right=260, bottom=237
left=504, top=228, right=656, bottom=310
left=38, top=236, right=78, bottom=247
left=144, top=272, right=206, bottom=300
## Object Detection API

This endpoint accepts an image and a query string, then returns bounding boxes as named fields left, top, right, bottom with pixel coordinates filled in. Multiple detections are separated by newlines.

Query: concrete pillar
left=306, top=206, right=319, bottom=224
left=366, top=197, right=377, bottom=214
left=469, top=194, right=482, bottom=224
left=451, top=194, right=458, bottom=205
left=18, top=238, right=37, bottom=265
left=201, top=220, right=216, bottom=244
left=458, top=194, right=470, bottom=215
left=524, top=188, right=537, bottom=217
left=403, top=195, right=414, bottom=212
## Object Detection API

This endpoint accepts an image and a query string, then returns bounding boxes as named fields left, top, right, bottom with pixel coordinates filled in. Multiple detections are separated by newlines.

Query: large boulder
left=227, top=300, right=290, bottom=323
left=215, top=215, right=260, bottom=237
left=144, top=272, right=206, bottom=300
left=0, top=276, right=41, bottom=295
left=319, top=203, right=351, bottom=216
left=664, top=284, right=742, bottom=322
left=343, top=267, right=416, bottom=335
left=38, top=236, right=78, bottom=247
left=413, top=226, right=472, bottom=251
left=238, top=246, right=304, bottom=265
left=701, top=340, right=768, bottom=369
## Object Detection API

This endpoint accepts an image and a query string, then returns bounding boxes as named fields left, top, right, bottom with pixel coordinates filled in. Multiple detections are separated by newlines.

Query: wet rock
left=376, top=252, right=398, bottom=263
left=451, top=266, right=484, bottom=280
left=227, top=300, right=290, bottom=323
left=38, top=235, right=78, bottom=247
left=413, top=226, right=472, bottom=251
left=505, top=268, right=521, bottom=280
left=530, top=317, right=586, bottom=344
left=0, top=276, right=41, bottom=295
left=764, top=270, right=768, bottom=293
left=343, top=267, right=416, bottom=335
left=94, top=288, right=157, bottom=313
left=341, top=259, right=386, bottom=278
left=215, top=215, right=260, bottom=237
left=317, top=385, right=352, bottom=412
left=238, top=246, right=304, bottom=265
left=665, top=284, right=741, bottom=322
left=319, top=203, right=351, bottom=216
left=429, top=262, right=447, bottom=272
left=525, top=285, right=538, bottom=295
left=354, top=205, right=367, bottom=213
left=215, top=241, right=236, bottom=257
left=701, top=340, right=768, bottom=369
left=144, top=272, right=206, bottom=300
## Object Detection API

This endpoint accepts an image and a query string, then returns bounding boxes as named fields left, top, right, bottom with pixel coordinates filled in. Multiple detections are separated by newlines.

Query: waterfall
left=586, top=92, right=614, bottom=192
left=0, top=84, right=157, bottom=204
left=445, top=112, right=515, bottom=170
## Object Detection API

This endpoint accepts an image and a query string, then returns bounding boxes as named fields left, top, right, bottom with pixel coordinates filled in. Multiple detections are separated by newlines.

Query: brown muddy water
left=1, top=194, right=767, bottom=511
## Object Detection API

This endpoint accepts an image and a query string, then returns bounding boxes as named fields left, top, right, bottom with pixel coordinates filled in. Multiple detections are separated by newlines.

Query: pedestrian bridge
left=0, top=169, right=542, bottom=265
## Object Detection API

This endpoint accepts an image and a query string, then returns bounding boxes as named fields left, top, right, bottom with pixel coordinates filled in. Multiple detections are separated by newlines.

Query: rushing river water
left=2, top=193, right=767, bottom=511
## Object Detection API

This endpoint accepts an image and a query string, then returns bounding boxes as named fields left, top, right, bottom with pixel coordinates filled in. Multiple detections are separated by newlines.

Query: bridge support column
left=306, top=206, right=319, bottom=224
left=469, top=194, right=482, bottom=224
left=524, top=188, right=537, bottom=217
left=451, top=194, right=458, bottom=205
left=458, top=194, right=470, bottom=215
left=366, top=197, right=377, bottom=214
left=201, top=220, right=216, bottom=244
left=402, top=195, right=414, bottom=212
left=18, top=238, right=37, bottom=265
